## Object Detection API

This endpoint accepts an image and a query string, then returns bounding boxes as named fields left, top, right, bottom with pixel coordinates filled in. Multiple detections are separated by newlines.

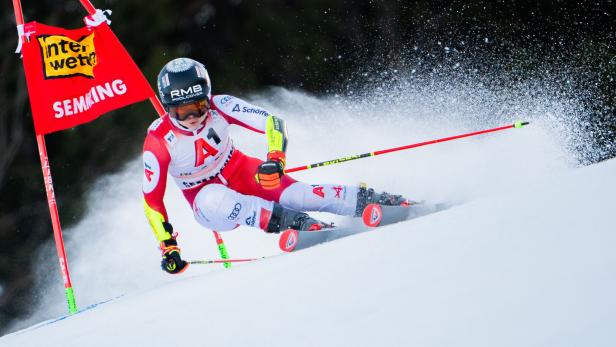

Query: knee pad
left=192, top=184, right=240, bottom=231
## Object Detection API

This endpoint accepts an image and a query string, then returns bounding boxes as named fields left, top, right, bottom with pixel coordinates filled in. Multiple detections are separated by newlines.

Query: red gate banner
left=20, top=21, right=153, bottom=135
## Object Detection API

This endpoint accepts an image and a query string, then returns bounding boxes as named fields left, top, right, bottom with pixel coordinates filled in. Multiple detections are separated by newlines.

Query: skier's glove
left=160, top=230, right=188, bottom=274
left=256, top=151, right=286, bottom=190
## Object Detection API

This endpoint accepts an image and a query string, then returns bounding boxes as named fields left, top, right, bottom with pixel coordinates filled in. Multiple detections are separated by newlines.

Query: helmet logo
left=160, top=73, right=170, bottom=88
left=170, top=84, right=203, bottom=101
left=166, top=58, right=193, bottom=72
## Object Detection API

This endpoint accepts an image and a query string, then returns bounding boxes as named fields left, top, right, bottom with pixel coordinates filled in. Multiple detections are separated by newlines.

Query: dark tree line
left=0, top=0, right=614, bottom=333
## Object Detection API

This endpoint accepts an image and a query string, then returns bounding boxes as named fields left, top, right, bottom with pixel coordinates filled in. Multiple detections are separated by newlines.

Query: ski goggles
left=169, top=99, right=210, bottom=121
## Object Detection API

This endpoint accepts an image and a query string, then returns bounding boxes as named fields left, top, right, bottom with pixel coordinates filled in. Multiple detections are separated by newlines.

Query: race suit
left=142, top=94, right=358, bottom=243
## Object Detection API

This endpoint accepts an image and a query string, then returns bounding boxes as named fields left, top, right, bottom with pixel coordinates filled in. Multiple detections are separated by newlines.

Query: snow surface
left=2, top=87, right=615, bottom=346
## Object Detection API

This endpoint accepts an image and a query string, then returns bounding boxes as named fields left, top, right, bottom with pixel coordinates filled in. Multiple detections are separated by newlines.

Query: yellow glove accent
left=143, top=200, right=172, bottom=242
left=167, top=261, right=177, bottom=271
left=265, top=115, right=288, bottom=154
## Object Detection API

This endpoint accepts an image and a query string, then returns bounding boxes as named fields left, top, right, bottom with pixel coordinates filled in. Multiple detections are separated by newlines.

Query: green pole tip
left=514, top=121, right=529, bottom=128
left=66, top=287, right=78, bottom=314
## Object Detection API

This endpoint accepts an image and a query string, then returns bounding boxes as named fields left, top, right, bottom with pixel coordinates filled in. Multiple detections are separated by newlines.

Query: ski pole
left=189, top=257, right=263, bottom=265
left=212, top=231, right=232, bottom=268
left=285, top=121, right=529, bottom=173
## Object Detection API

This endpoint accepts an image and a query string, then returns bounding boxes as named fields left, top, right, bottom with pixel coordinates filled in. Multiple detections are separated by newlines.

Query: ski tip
left=362, top=203, right=383, bottom=227
left=279, top=229, right=299, bottom=252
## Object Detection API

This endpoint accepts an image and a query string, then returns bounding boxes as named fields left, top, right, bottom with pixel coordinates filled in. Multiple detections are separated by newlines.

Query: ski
left=362, top=204, right=410, bottom=227
left=361, top=201, right=451, bottom=227
left=279, top=201, right=453, bottom=252
left=279, top=225, right=356, bottom=252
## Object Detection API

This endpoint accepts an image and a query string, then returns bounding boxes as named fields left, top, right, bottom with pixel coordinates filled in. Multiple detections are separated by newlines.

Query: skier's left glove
left=256, top=151, right=286, bottom=190
left=160, top=236, right=188, bottom=275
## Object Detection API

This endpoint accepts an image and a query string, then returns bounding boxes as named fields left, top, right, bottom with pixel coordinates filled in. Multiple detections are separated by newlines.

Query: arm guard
left=143, top=200, right=173, bottom=242
left=265, top=115, right=288, bottom=154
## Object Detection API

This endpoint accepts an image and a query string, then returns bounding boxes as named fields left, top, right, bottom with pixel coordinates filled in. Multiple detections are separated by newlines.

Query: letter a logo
left=312, top=186, right=325, bottom=198
left=194, top=138, right=219, bottom=166
left=144, top=168, right=154, bottom=182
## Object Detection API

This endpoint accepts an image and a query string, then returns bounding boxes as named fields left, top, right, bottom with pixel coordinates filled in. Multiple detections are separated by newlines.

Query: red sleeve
left=143, top=133, right=171, bottom=221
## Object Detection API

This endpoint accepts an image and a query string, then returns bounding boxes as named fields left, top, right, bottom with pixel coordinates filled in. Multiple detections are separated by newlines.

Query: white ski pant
left=192, top=182, right=358, bottom=231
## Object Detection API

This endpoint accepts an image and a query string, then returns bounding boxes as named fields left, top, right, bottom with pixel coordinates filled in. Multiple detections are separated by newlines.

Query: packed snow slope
left=3, top=83, right=614, bottom=345
left=3, top=152, right=616, bottom=346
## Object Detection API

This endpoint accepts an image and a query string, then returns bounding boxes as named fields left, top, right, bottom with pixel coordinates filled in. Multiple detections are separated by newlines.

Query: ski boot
left=266, top=203, right=332, bottom=252
left=265, top=203, right=328, bottom=233
left=355, top=183, right=417, bottom=227
left=354, top=183, right=409, bottom=217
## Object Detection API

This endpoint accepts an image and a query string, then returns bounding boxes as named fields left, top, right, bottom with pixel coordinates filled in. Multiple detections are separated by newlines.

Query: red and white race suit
left=142, top=94, right=358, bottom=242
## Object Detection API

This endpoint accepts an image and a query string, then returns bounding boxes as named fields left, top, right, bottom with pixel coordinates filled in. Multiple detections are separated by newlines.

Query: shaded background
left=0, top=0, right=614, bottom=333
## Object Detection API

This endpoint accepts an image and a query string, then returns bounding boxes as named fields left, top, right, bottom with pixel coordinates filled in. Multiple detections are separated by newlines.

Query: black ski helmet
left=157, top=57, right=211, bottom=110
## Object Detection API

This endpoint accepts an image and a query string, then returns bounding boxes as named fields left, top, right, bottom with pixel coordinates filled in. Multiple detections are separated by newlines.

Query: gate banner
left=20, top=21, right=153, bottom=135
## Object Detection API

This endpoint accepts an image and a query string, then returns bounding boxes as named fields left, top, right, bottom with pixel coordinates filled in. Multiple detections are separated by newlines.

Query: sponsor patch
left=332, top=186, right=344, bottom=198
left=245, top=211, right=256, bottom=227
left=52, top=80, right=127, bottom=118
left=227, top=203, right=242, bottom=220
left=362, top=204, right=382, bottom=227
left=242, top=107, right=268, bottom=116
left=279, top=229, right=298, bottom=252
left=38, top=33, right=97, bottom=79
left=164, top=131, right=176, bottom=145
left=219, top=95, right=234, bottom=104
left=142, top=151, right=160, bottom=194
left=370, top=209, right=381, bottom=224
left=166, top=58, right=192, bottom=72
left=182, top=180, right=206, bottom=189
left=160, top=73, right=170, bottom=88
left=144, top=168, right=154, bottom=182
left=170, top=84, right=203, bottom=102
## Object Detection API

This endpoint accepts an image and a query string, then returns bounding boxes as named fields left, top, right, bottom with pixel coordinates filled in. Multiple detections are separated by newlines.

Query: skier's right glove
left=160, top=225, right=188, bottom=274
